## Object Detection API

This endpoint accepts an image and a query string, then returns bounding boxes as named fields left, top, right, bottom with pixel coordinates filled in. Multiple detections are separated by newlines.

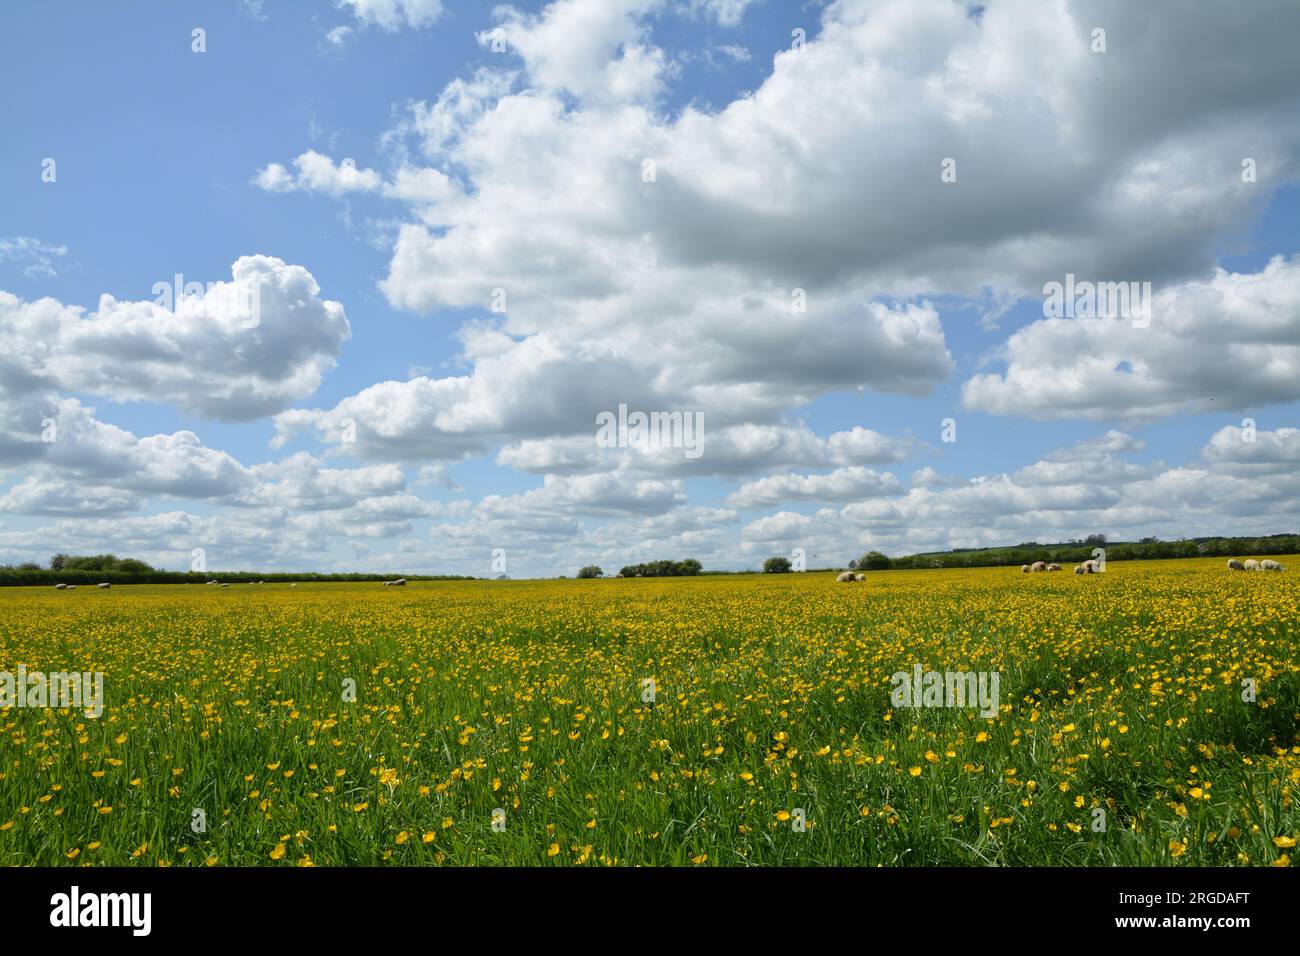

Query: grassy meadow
left=1, top=557, right=1297, bottom=866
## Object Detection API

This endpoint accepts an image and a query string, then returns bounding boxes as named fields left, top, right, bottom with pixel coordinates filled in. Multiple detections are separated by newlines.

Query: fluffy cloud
left=1203, top=424, right=1300, bottom=475
left=964, top=257, right=1300, bottom=420
left=0, top=256, right=350, bottom=422
left=254, top=151, right=384, bottom=196
left=0, top=399, right=251, bottom=500
left=479, top=0, right=669, bottom=104
left=726, top=466, right=901, bottom=508
left=730, top=425, right=1300, bottom=562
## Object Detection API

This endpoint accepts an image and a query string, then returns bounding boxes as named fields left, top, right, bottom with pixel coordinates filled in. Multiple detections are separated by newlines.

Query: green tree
left=763, top=556, right=793, bottom=573
left=857, top=551, right=891, bottom=571
left=577, top=565, right=603, bottom=579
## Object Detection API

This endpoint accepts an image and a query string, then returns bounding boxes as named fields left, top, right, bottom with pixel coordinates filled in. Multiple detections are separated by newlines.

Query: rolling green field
left=1, top=558, right=1297, bottom=866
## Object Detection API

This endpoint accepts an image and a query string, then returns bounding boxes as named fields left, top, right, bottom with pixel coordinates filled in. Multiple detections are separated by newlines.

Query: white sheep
left=1080, top=560, right=1099, bottom=574
left=1243, top=559, right=1259, bottom=571
left=1073, top=565, right=1085, bottom=575
left=1030, top=561, right=1047, bottom=572
left=97, top=582, right=111, bottom=589
left=54, top=582, right=68, bottom=590
left=1046, top=563, right=1062, bottom=572
left=289, top=583, right=297, bottom=588
left=390, top=578, right=407, bottom=587
left=1227, top=559, right=1246, bottom=571
left=1260, top=559, right=1285, bottom=572
left=66, top=585, right=76, bottom=590
left=836, top=571, right=858, bottom=583
left=1021, top=565, right=1030, bottom=573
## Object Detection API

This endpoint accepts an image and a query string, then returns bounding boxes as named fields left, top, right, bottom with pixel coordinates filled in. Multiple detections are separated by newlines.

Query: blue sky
left=2, top=0, right=1299, bottom=576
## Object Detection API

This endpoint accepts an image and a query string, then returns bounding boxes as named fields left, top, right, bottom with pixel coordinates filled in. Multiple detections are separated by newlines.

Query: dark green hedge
left=0, top=569, right=476, bottom=587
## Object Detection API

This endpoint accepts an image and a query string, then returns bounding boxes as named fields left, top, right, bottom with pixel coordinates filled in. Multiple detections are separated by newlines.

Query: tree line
left=616, top=559, right=703, bottom=578
left=857, top=533, right=1300, bottom=571
left=0, top=554, right=476, bottom=587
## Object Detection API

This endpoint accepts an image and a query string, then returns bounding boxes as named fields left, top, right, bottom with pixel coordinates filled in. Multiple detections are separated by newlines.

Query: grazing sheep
left=1073, top=565, right=1085, bottom=575
left=1030, top=561, right=1047, bottom=572
left=97, top=582, right=111, bottom=589
left=1227, top=559, right=1246, bottom=571
left=1260, top=559, right=1285, bottom=572
left=853, top=573, right=864, bottom=581
left=836, top=571, right=858, bottom=583
left=66, top=585, right=76, bottom=590
left=1021, top=565, right=1030, bottom=573
left=390, top=578, right=407, bottom=587
left=1243, top=559, right=1259, bottom=571
left=1046, top=563, right=1062, bottom=572
left=54, top=582, right=68, bottom=590
left=289, top=583, right=297, bottom=588
left=220, top=583, right=230, bottom=588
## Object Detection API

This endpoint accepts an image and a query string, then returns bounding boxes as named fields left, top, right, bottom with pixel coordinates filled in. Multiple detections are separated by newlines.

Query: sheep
left=855, top=573, right=866, bottom=581
left=220, top=583, right=230, bottom=588
left=1227, top=559, right=1246, bottom=571
left=1030, top=561, right=1047, bottom=572
left=54, top=582, right=68, bottom=590
left=289, top=583, right=297, bottom=588
left=1260, top=559, right=1285, bottom=572
left=1243, top=559, right=1259, bottom=571
left=97, top=582, right=111, bottom=589
left=1046, top=563, right=1062, bottom=572
left=1021, top=565, right=1030, bottom=573
left=66, top=585, right=76, bottom=590
left=1080, top=559, right=1099, bottom=573
left=836, top=571, right=858, bottom=583
left=1073, top=565, right=1085, bottom=575
left=390, top=578, right=407, bottom=587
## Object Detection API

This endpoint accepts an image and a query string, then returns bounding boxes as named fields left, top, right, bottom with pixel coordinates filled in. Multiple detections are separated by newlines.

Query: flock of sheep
left=1021, top=560, right=1099, bottom=575
left=834, top=556, right=1287, bottom=583
left=1227, top=559, right=1286, bottom=572
left=53, top=578, right=274, bottom=591
left=51, top=578, right=401, bottom=591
